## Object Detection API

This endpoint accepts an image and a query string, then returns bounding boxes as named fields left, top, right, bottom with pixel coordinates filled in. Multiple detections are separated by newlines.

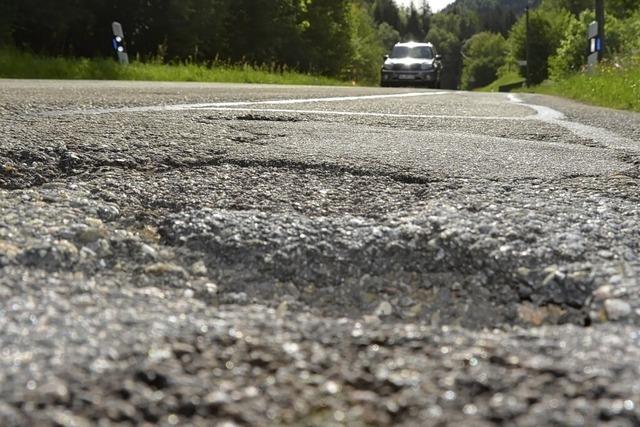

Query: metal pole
left=587, top=21, right=599, bottom=70
left=595, top=0, right=605, bottom=61
left=525, top=6, right=530, bottom=87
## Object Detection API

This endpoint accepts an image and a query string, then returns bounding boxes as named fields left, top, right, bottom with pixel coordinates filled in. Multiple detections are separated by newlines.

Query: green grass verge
left=475, top=71, right=524, bottom=92
left=528, top=57, right=640, bottom=112
left=0, top=48, right=347, bottom=86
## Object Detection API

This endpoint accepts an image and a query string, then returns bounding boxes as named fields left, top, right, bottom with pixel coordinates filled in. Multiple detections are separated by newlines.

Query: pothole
left=233, top=114, right=304, bottom=122
left=0, top=145, right=435, bottom=190
left=4, top=160, right=637, bottom=329
left=158, top=208, right=600, bottom=329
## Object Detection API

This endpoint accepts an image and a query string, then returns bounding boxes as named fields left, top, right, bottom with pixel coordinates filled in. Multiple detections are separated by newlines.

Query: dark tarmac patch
left=0, top=143, right=437, bottom=191
left=158, top=207, right=594, bottom=329
left=233, top=113, right=304, bottom=122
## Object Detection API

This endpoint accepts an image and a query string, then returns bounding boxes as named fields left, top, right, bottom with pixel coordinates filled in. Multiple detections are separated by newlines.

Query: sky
left=394, top=0, right=455, bottom=13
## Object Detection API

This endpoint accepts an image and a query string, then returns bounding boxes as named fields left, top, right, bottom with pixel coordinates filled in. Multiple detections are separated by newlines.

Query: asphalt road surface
left=1, top=79, right=640, bottom=426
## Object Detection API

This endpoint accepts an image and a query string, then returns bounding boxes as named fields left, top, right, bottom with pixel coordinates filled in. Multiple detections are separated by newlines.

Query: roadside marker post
left=595, top=0, right=605, bottom=61
left=587, top=21, right=600, bottom=71
left=588, top=0, right=605, bottom=70
left=112, top=22, right=129, bottom=65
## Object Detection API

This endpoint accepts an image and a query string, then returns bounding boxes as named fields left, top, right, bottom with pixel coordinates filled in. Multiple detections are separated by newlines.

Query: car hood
left=384, top=58, right=435, bottom=67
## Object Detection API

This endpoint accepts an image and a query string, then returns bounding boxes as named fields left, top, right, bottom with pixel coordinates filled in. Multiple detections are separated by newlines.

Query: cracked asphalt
left=1, top=79, right=640, bottom=426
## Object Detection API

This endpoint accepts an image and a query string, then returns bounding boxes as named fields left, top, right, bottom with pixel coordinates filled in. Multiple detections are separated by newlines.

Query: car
left=380, top=42, right=443, bottom=88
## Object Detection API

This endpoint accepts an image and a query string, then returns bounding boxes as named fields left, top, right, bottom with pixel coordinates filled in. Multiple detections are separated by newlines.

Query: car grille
left=392, top=63, right=421, bottom=71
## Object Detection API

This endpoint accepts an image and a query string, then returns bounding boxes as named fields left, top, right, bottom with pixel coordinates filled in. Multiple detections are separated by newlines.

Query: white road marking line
left=508, top=94, right=639, bottom=151
left=198, top=107, right=527, bottom=121
left=199, top=91, right=453, bottom=106
left=43, top=89, right=633, bottom=148
left=44, top=91, right=452, bottom=116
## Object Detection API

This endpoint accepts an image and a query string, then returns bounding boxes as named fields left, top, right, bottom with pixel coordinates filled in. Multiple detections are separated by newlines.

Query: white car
left=381, top=42, right=443, bottom=88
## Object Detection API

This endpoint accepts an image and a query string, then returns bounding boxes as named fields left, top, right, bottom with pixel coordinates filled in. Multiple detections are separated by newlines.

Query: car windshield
left=390, top=46, right=433, bottom=59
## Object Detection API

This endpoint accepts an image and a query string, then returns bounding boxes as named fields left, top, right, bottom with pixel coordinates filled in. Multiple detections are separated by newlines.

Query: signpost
left=595, top=0, right=605, bottom=61
left=587, top=0, right=605, bottom=70
left=112, top=22, right=129, bottom=65
left=587, top=21, right=599, bottom=70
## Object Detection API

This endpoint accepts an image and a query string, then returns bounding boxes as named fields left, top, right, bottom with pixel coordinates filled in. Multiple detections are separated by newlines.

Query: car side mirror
left=383, top=54, right=389, bottom=60
left=435, top=54, right=443, bottom=61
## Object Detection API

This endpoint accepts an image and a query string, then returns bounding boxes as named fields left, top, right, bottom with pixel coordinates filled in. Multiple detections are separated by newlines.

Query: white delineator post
left=587, top=21, right=599, bottom=72
left=112, top=21, right=129, bottom=65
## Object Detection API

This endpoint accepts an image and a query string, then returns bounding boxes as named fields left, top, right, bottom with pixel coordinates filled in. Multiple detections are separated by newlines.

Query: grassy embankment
left=480, top=58, right=640, bottom=113
left=531, top=58, right=640, bottom=112
left=475, top=71, right=523, bottom=93
left=0, top=48, right=347, bottom=86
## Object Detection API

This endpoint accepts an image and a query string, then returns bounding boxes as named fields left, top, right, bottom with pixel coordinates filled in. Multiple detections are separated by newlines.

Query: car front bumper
left=381, top=70, right=437, bottom=85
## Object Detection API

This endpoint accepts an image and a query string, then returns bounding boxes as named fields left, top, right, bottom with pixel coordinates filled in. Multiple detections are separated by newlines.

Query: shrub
left=549, top=9, right=640, bottom=80
left=549, top=10, right=593, bottom=80
left=508, top=7, right=571, bottom=84
left=461, top=32, right=507, bottom=89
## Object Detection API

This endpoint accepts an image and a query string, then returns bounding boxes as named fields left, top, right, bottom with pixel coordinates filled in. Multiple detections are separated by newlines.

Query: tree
left=618, top=9, right=640, bottom=53
left=7, top=0, right=101, bottom=56
left=429, top=11, right=462, bottom=35
left=461, top=31, right=507, bottom=89
left=508, top=7, right=571, bottom=84
left=300, top=0, right=354, bottom=75
left=426, top=13, right=467, bottom=88
left=419, top=1, right=432, bottom=37
left=548, top=10, right=592, bottom=80
left=225, top=0, right=305, bottom=65
left=348, top=2, right=386, bottom=83
left=377, top=22, right=401, bottom=50
left=540, top=0, right=591, bottom=16
left=0, top=0, right=18, bottom=46
left=405, top=4, right=424, bottom=41
left=372, top=0, right=401, bottom=30
left=426, top=25, right=462, bottom=88
left=606, top=0, right=640, bottom=18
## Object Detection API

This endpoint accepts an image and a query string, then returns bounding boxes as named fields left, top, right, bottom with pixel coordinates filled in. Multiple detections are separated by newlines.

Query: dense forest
left=0, top=0, right=410, bottom=83
left=1, top=0, right=639, bottom=88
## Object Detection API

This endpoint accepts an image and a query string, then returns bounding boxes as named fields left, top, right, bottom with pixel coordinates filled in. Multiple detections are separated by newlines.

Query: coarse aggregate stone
left=0, top=80, right=639, bottom=426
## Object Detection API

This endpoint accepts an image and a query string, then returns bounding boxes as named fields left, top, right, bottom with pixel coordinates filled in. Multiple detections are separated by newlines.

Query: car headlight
left=421, top=63, right=433, bottom=70
left=383, top=63, right=393, bottom=70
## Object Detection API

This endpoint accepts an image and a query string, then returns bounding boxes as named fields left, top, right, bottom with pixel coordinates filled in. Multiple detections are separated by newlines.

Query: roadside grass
left=0, top=48, right=348, bottom=86
left=528, top=57, right=640, bottom=112
left=475, top=71, right=524, bottom=92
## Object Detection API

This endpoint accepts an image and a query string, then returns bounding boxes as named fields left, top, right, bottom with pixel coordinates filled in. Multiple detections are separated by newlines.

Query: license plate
left=398, top=74, right=414, bottom=80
